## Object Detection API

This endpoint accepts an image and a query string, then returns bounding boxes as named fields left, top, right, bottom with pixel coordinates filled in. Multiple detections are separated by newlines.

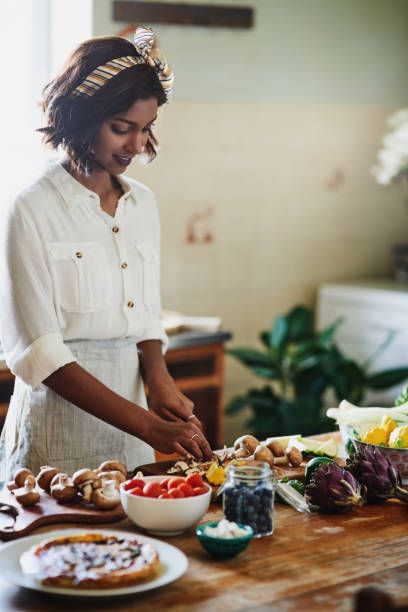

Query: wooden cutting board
left=135, top=459, right=309, bottom=481
left=0, top=486, right=126, bottom=541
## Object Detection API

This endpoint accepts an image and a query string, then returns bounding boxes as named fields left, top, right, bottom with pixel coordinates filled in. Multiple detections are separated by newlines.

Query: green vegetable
left=395, top=384, right=408, bottom=407
left=345, top=437, right=356, bottom=456
left=286, top=479, right=305, bottom=495
left=304, top=456, right=336, bottom=483
left=277, top=478, right=305, bottom=504
left=305, top=463, right=366, bottom=513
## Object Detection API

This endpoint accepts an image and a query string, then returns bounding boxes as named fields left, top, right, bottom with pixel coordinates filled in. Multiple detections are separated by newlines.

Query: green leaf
left=395, top=384, right=408, bottom=406
left=268, top=315, right=288, bottom=350
left=366, top=368, right=408, bottom=390
left=227, top=348, right=272, bottom=368
left=317, top=317, right=343, bottom=346
left=251, top=366, right=279, bottom=379
left=293, top=367, right=328, bottom=399
left=286, top=306, right=313, bottom=341
left=259, top=331, right=270, bottom=349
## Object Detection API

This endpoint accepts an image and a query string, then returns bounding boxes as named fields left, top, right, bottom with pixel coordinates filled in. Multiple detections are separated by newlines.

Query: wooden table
left=1, top=437, right=408, bottom=611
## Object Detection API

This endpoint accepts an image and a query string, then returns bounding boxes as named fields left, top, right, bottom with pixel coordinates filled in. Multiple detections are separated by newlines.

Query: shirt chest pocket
left=135, top=242, right=159, bottom=308
left=48, top=242, right=112, bottom=313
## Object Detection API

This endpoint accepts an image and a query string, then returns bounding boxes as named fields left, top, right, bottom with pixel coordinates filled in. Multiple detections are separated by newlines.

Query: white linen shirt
left=0, top=161, right=168, bottom=390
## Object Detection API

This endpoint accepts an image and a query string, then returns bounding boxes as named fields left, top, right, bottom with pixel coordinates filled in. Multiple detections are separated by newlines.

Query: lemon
left=388, top=426, right=408, bottom=448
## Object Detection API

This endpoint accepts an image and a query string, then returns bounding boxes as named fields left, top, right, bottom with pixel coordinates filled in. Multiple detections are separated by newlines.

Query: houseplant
left=226, top=305, right=408, bottom=439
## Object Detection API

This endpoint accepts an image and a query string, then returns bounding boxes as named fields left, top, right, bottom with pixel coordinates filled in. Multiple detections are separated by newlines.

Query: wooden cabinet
left=0, top=331, right=232, bottom=449
left=165, top=332, right=231, bottom=448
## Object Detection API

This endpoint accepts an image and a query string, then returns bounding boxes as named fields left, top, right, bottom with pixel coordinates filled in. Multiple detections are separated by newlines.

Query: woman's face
left=91, top=97, right=158, bottom=175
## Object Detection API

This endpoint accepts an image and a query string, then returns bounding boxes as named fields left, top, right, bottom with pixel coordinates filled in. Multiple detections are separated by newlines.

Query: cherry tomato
left=160, top=477, right=171, bottom=490
left=129, top=487, right=144, bottom=496
left=143, top=481, right=162, bottom=498
left=186, top=473, right=204, bottom=488
left=158, top=492, right=171, bottom=499
left=124, top=478, right=145, bottom=491
left=178, top=483, right=194, bottom=497
left=168, top=477, right=185, bottom=489
left=168, top=488, right=185, bottom=498
left=193, top=486, right=207, bottom=496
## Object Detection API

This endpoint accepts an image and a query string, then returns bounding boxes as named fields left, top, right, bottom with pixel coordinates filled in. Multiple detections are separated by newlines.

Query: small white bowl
left=119, top=475, right=212, bottom=536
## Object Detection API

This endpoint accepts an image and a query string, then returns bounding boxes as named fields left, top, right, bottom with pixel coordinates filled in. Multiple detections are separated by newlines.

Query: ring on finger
left=190, top=433, right=199, bottom=441
left=187, top=414, right=195, bottom=420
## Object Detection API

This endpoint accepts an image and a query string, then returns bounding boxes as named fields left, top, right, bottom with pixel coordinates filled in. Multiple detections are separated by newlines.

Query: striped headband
left=72, top=26, right=174, bottom=98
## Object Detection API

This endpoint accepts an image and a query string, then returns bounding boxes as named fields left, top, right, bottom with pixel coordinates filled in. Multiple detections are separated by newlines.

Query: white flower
left=372, top=108, right=408, bottom=185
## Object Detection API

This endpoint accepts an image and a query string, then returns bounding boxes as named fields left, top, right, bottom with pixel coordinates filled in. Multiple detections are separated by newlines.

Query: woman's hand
left=147, top=414, right=212, bottom=461
left=148, top=375, right=202, bottom=430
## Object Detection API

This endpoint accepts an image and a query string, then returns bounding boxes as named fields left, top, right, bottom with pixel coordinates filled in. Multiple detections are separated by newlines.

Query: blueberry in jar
left=222, top=462, right=274, bottom=538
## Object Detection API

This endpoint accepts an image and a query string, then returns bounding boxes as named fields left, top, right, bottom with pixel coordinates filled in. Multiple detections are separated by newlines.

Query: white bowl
left=119, top=476, right=212, bottom=536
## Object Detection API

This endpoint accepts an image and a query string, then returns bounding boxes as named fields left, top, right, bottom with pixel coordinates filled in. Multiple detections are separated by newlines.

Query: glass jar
left=222, top=461, right=275, bottom=538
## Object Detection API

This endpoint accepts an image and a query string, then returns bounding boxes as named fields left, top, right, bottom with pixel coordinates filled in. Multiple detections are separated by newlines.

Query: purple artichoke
left=305, top=463, right=366, bottom=513
left=346, top=446, right=408, bottom=504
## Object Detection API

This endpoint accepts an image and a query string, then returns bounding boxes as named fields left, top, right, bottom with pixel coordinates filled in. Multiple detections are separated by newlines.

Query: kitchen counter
left=1, top=435, right=408, bottom=611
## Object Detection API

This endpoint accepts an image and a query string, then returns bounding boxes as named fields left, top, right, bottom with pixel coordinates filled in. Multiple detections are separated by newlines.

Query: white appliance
left=316, top=279, right=408, bottom=406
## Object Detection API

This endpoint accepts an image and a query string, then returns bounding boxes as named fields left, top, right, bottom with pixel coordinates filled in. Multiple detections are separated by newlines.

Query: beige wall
left=92, top=0, right=408, bottom=444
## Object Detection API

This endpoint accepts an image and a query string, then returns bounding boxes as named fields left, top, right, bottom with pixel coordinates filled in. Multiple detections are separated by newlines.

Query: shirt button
left=121, top=262, right=128, bottom=269
left=76, top=252, right=82, bottom=258
left=127, top=301, right=134, bottom=308
left=112, top=226, right=119, bottom=233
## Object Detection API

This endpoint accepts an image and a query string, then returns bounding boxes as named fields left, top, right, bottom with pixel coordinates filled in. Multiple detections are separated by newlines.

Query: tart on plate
left=19, top=532, right=159, bottom=589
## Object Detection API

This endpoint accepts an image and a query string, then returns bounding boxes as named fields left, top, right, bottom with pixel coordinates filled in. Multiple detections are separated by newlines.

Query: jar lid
left=228, top=460, right=273, bottom=480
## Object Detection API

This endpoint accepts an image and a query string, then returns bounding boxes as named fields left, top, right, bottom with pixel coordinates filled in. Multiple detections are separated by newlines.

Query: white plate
left=0, top=528, right=188, bottom=597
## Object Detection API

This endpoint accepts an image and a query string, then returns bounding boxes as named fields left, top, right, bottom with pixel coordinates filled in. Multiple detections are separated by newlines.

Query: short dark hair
left=39, top=36, right=167, bottom=172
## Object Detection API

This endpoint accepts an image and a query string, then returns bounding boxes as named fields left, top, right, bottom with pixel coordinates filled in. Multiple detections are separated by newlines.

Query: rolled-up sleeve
left=138, top=316, right=169, bottom=354
left=0, top=200, right=77, bottom=389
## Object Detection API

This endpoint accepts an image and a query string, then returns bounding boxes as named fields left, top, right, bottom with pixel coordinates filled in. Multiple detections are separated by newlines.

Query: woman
left=0, top=27, right=212, bottom=481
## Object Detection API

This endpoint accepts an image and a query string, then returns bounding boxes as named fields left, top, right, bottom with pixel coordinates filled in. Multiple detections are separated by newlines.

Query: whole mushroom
left=233, top=435, right=260, bottom=459
left=50, top=473, right=77, bottom=503
left=254, top=444, right=275, bottom=467
left=37, top=466, right=60, bottom=492
left=267, top=441, right=285, bottom=457
left=91, top=479, right=120, bottom=510
left=14, top=468, right=35, bottom=488
left=97, top=470, right=126, bottom=489
left=14, top=477, right=40, bottom=507
left=97, top=461, right=127, bottom=477
left=286, top=447, right=303, bottom=467
left=72, top=469, right=100, bottom=502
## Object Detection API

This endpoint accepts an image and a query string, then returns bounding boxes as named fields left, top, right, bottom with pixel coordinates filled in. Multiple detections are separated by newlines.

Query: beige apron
left=0, top=337, right=155, bottom=481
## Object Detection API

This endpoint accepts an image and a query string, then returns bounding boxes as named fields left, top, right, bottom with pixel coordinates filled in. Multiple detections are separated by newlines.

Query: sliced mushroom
left=14, top=468, right=34, bottom=488
left=97, top=460, right=127, bottom=476
left=217, top=446, right=229, bottom=464
left=72, top=469, right=100, bottom=502
left=254, top=444, right=275, bottom=467
left=286, top=447, right=303, bottom=467
left=14, top=477, right=40, bottom=507
left=91, top=479, right=120, bottom=510
left=50, top=473, right=77, bottom=503
left=37, top=467, right=60, bottom=492
left=167, top=460, right=190, bottom=474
